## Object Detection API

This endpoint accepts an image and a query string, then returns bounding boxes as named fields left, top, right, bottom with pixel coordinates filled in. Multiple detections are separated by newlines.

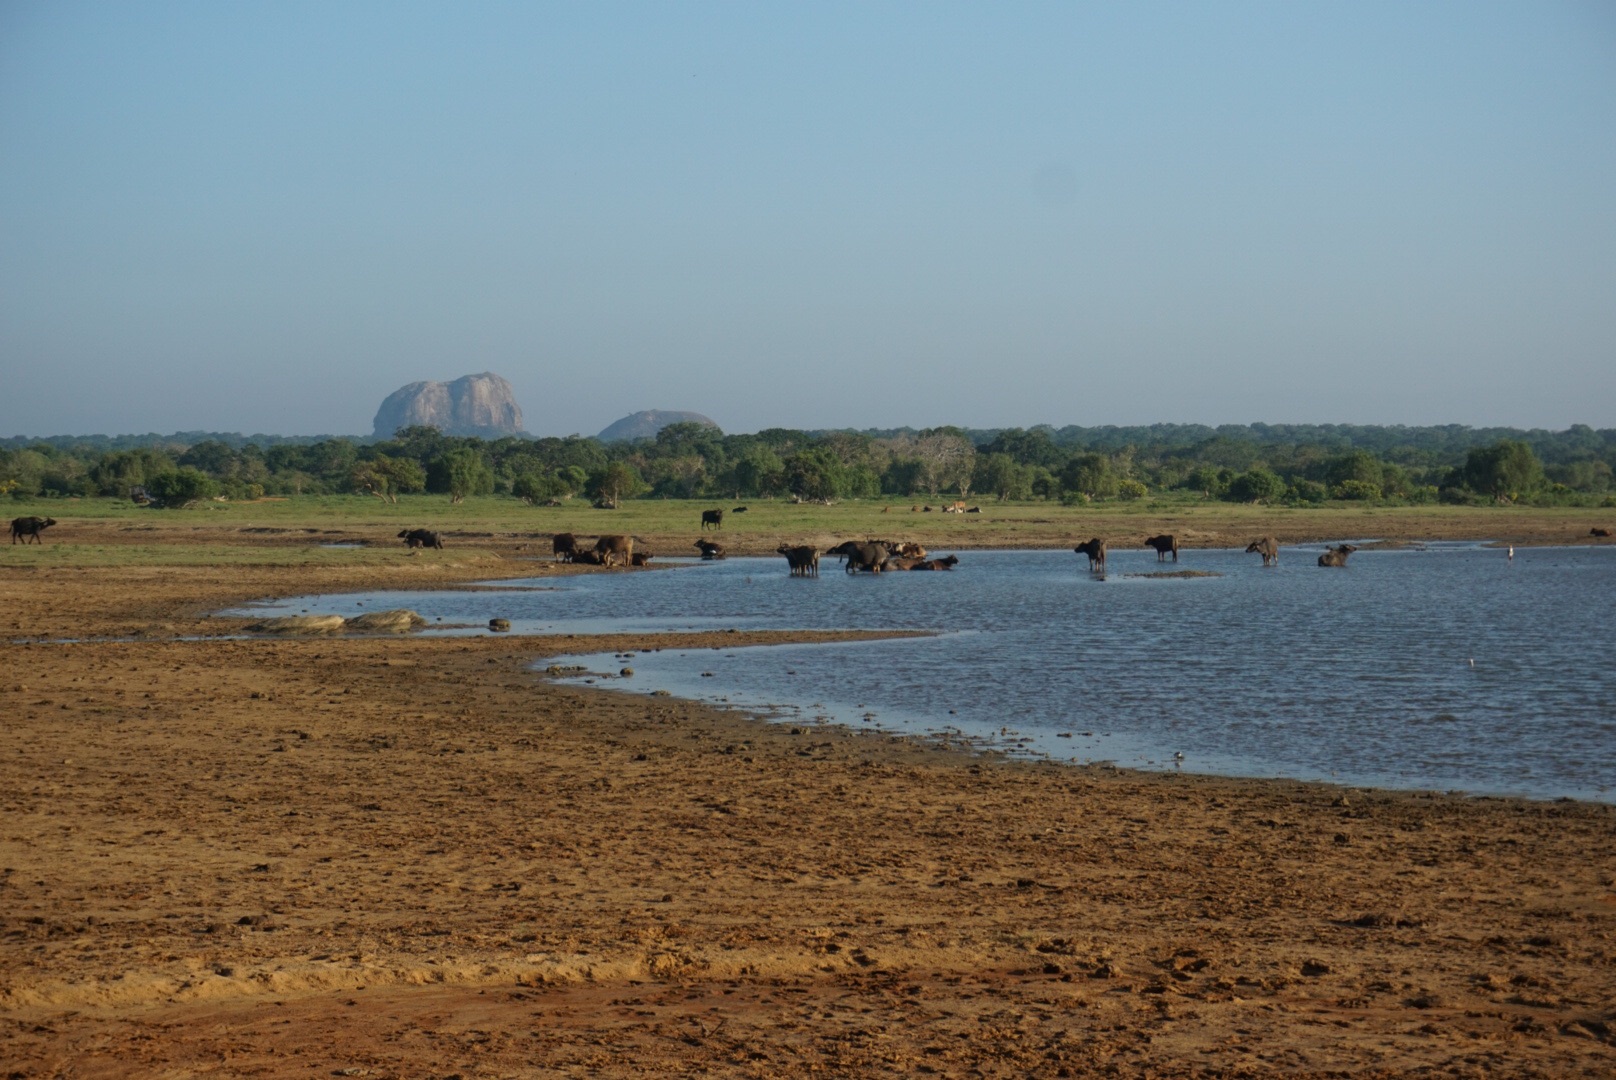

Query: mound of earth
left=597, top=410, right=719, bottom=442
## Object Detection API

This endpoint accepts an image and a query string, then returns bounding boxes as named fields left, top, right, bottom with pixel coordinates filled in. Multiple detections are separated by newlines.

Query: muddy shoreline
left=3, top=533, right=1615, bottom=1076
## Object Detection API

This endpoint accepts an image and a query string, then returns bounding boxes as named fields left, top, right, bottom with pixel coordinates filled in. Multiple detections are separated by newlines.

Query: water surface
left=235, top=544, right=1616, bottom=801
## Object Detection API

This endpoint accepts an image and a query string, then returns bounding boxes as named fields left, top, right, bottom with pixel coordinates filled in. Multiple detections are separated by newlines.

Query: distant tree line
left=3, top=422, right=1612, bottom=508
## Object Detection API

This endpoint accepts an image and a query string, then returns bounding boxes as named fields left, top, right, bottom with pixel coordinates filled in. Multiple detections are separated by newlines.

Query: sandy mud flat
left=2, top=528, right=1614, bottom=1077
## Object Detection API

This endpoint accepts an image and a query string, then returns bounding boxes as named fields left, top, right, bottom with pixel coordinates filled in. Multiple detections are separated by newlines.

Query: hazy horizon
left=4, top=2, right=1613, bottom=438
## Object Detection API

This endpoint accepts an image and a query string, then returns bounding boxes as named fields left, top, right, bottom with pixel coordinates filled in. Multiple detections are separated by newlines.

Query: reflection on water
left=235, top=544, right=1616, bottom=801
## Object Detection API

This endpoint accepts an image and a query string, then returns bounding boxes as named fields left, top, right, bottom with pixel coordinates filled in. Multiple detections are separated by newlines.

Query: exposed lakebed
left=233, top=543, right=1616, bottom=801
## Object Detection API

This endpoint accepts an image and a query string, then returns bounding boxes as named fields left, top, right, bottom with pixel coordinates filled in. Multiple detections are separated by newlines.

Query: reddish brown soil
left=2, top=532, right=1613, bottom=1077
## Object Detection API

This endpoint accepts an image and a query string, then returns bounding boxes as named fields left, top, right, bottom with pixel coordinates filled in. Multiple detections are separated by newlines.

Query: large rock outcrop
left=373, top=373, right=524, bottom=439
left=597, top=410, right=719, bottom=443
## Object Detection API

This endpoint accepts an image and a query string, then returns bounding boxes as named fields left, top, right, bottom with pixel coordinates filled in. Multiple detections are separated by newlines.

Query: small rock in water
left=488, top=618, right=511, bottom=632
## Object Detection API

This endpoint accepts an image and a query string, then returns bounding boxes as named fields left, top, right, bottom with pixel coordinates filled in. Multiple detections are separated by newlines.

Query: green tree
left=589, top=461, right=648, bottom=508
left=1060, top=453, right=1117, bottom=499
left=1226, top=469, right=1285, bottom=503
left=1331, top=479, right=1382, bottom=501
left=177, top=440, right=240, bottom=478
left=784, top=448, right=847, bottom=503
left=728, top=444, right=784, bottom=498
left=1181, top=465, right=1233, bottom=498
left=89, top=448, right=175, bottom=496
left=977, top=453, right=1033, bottom=501
left=145, top=467, right=218, bottom=507
left=353, top=453, right=426, bottom=503
left=1287, top=479, right=1328, bottom=503
left=1323, top=450, right=1383, bottom=487
left=1456, top=440, right=1545, bottom=502
left=909, top=430, right=976, bottom=496
left=513, top=472, right=566, bottom=504
left=1116, top=478, right=1148, bottom=500
left=426, top=448, right=495, bottom=503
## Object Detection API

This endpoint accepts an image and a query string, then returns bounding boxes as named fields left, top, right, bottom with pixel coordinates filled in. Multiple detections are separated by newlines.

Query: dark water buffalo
left=913, top=555, right=959, bottom=570
left=777, top=544, right=819, bottom=577
left=694, top=539, right=725, bottom=559
left=569, top=548, right=605, bottom=565
left=732, top=506, right=748, bottom=513
left=828, top=540, right=889, bottom=574
left=398, top=528, right=443, bottom=550
left=1074, top=538, right=1106, bottom=572
left=630, top=551, right=654, bottom=566
left=552, top=532, right=579, bottom=561
left=886, top=556, right=924, bottom=571
left=1593, top=527, right=1612, bottom=538
left=1246, top=536, right=1279, bottom=566
left=594, top=534, right=634, bottom=567
left=701, top=508, right=724, bottom=531
left=1317, top=543, right=1358, bottom=568
left=1144, top=534, right=1179, bottom=562
left=10, top=516, right=56, bottom=544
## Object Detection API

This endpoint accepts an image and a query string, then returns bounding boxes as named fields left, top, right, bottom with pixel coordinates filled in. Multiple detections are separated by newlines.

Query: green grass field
left=5, top=492, right=1609, bottom=570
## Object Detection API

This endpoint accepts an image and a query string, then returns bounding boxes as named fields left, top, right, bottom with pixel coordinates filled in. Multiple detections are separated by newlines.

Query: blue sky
left=2, top=1, right=1613, bottom=437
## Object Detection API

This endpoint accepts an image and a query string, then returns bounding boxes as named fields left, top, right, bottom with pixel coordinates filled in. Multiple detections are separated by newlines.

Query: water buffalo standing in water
left=777, top=544, right=819, bottom=576
left=10, top=516, right=56, bottom=544
left=1144, top=534, right=1179, bottom=562
left=693, top=539, right=725, bottom=560
left=594, top=534, right=635, bottom=567
left=827, top=540, right=889, bottom=574
left=1317, top=543, right=1358, bottom=568
left=1246, top=536, right=1279, bottom=566
left=701, top=509, right=724, bottom=531
left=398, top=528, right=443, bottom=550
left=552, top=532, right=579, bottom=561
left=1074, top=538, right=1106, bottom=572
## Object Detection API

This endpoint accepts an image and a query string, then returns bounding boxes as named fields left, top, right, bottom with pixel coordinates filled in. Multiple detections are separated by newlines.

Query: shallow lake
left=235, top=543, right=1616, bottom=802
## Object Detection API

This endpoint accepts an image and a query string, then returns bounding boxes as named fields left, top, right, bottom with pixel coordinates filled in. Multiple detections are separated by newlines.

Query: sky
left=2, top=1, right=1614, bottom=438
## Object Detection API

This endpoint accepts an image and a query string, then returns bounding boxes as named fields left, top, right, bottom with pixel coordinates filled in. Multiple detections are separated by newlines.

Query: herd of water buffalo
left=10, top=513, right=1614, bottom=571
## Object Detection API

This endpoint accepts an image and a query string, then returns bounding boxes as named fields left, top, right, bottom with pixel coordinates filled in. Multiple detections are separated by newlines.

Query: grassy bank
left=5, top=493, right=1612, bottom=565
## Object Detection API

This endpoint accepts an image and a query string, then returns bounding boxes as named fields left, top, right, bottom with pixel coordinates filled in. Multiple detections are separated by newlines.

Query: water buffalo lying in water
left=701, top=509, right=724, bottom=530
left=1144, top=534, right=1179, bottom=562
left=398, top=528, right=443, bottom=550
left=777, top=544, right=819, bottom=576
left=630, top=551, right=654, bottom=566
left=912, top=555, right=959, bottom=570
left=594, top=534, right=634, bottom=567
left=1074, top=538, right=1106, bottom=572
left=1246, top=536, right=1279, bottom=566
left=10, top=516, right=56, bottom=544
left=694, top=539, right=725, bottom=560
left=552, top=532, right=579, bottom=561
left=1317, top=543, right=1358, bottom=567
left=569, top=548, right=605, bottom=565
left=827, top=540, right=889, bottom=573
